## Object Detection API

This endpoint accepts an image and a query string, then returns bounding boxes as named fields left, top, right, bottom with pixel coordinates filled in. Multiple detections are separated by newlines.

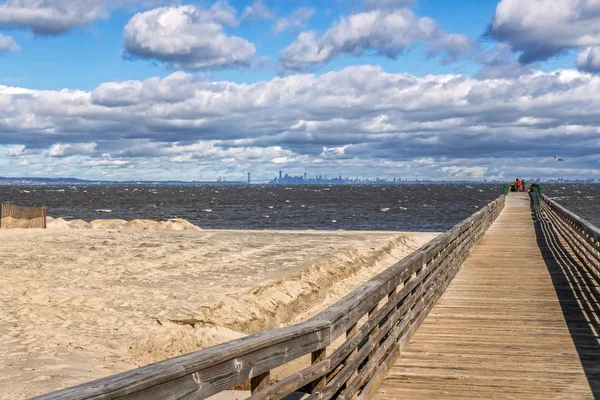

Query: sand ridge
left=44, top=216, right=202, bottom=231
left=0, top=228, right=436, bottom=398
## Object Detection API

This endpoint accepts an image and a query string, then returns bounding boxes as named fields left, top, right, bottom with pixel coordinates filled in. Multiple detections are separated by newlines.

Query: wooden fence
left=33, top=195, right=505, bottom=400
left=1, top=203, right=47, bottom=229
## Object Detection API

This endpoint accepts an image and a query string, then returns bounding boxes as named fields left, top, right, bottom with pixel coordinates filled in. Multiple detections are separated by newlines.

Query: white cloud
left=241, top=1, right=273, bottom=23
left=576, top=46, right=600, bottom=73
left=271, top=7, right=314, bottom=35
left=83, top=158, right=129, bottom=166
left=489, top=0, right=600, bottom=64
left=7, top=144, right=26, bottom=157
left=0, top=0, right=108, bottom=35
left=278, top=32, right=329, bottom=68
left=441, top=166, right=488, bottom=179
left=416, top=158, right=435, bottom=165
left=430, top=33, right=474, bottom=62
left=208, top=0, right=237, bottom=27
left=123, top=5, right=255, bottom=70
left=0, top=66, right=599, bottom=179
left=0, top=0, right=178, bottom=35
left=0, top=33, right=19, bottom=52
left=474, top=43, right=538, bottom=79
left=278, top=8, right=471, bottom=71
left=48, top=142, right=97, bottom=157
left=91, top=71, right=203, bottom=106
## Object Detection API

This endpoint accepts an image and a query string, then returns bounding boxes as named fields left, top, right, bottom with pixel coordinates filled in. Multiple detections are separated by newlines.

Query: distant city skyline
left=0, top=173, right=596, bottom=186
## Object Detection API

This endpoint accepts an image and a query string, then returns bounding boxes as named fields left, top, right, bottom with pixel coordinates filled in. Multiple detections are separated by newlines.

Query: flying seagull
left=554, top=156, right=564, bottom=161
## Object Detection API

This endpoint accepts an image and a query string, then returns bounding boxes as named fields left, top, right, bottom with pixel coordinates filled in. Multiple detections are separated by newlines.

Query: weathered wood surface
left=32, top=321, right=330, bottom=400
left=32, top=196, right=505, bottom=400
left=541, top=194, right=600, bottom=241
left=1, top=202, right=46, bottom=229
left=540, top=194, right=600, bottom=277
left=371, top=192, right=600, bottom=399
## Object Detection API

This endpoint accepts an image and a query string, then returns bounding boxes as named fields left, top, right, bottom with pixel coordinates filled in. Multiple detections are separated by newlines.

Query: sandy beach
left=0, top=227, right=436, bottom=399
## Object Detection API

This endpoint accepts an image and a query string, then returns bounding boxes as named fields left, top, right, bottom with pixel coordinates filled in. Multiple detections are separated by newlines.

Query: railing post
left=368, top=304, right=380, bottom=358
left=342, top=323, right=360, bottom=399
left=310, top=347, right=327, bottom=393
left=388, top=287, right=397, bottom=306
left=386, top=287, right=397, bottom=340
left=251, top=371, right=270, bottom=394
left=346, top=323, right=358, bottom=382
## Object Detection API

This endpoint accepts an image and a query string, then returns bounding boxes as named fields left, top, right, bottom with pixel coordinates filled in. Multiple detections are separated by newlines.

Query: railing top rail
left=541, top=194, right=600, bottom=241
left=34, top=320, right=330, bottom=400
left=34, top=194, right=506, bottom=400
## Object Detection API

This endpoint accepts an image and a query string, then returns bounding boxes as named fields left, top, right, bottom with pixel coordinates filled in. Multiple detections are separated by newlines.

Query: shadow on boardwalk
left=533, top=200, right=600, bottom=399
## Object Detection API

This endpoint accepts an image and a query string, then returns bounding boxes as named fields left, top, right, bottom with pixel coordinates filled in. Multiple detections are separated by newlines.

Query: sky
left=0, top=0, right=598, bottom=182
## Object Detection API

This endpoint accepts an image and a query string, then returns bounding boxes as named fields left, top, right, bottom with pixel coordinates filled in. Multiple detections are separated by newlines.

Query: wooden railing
left=34, top=196, right=505, bottom=400
left=536, top=194, right=600, bottom=277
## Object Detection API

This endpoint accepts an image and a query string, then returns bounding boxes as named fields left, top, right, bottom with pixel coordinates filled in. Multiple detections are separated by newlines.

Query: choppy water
left=0, top=183, right=597, bottom=231
left=542, top=184, right=600, bottom=227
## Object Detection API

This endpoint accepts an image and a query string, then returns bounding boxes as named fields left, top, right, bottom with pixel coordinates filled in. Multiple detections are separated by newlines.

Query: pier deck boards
left=371, top=192, right=600, bottom=399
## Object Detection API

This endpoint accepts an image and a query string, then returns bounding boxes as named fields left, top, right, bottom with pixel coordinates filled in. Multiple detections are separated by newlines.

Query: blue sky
left=1, top=0, right=575, bottom=90
left=0, top=0, right=598, bottom=181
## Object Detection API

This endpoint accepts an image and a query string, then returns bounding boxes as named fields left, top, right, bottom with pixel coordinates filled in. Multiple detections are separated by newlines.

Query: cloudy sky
left=0, top=0, right=598, bottom=181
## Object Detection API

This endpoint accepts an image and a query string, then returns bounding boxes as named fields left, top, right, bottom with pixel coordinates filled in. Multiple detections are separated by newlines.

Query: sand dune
left=0, top=228, right=436, bottom=399
left=44, top=216, right=201, bottom=231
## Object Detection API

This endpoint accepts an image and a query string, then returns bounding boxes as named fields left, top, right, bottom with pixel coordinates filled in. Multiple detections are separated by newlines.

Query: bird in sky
left=554, top=156, right=564, bottom=161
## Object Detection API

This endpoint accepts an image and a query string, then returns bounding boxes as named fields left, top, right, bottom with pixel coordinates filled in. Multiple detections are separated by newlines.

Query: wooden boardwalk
left=33, top=191, right=600, bottom=400
left=371, top=192, right=600, bottom=399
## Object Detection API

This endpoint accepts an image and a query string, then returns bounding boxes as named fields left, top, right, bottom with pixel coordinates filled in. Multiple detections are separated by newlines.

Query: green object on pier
left=530, top=183, right=543, bottom=195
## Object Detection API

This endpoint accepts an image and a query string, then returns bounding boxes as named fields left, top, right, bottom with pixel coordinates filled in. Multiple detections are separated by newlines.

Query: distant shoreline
left=0, top=177, right=596, bottom=185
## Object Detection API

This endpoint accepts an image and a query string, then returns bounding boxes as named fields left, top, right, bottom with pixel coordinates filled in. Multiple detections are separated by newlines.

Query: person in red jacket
left=515, top=178, right=521, bottom=192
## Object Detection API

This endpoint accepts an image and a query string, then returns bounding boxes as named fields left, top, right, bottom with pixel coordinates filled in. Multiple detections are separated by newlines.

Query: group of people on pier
left=514, top=178, right=527, bottom=192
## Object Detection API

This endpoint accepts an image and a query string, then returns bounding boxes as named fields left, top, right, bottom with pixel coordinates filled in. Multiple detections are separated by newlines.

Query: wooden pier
left=372, top=192, right=600, bottom=399
left=33, top=191, right=600, bottom=400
